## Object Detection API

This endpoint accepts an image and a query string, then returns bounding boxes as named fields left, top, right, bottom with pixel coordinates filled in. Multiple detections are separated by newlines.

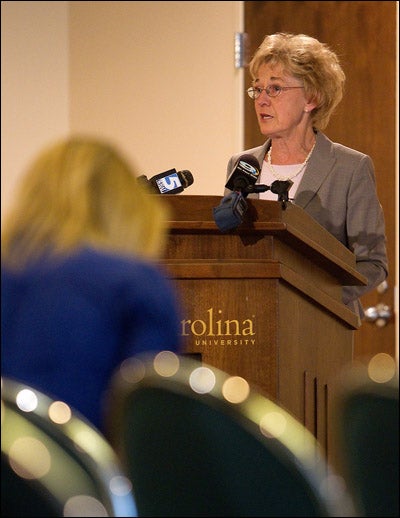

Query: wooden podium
left=159, top=195, right=367, bottom=462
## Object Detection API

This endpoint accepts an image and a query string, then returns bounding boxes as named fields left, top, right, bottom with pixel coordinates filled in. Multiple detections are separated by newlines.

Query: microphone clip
left=244, top=179, right=293, bottom=207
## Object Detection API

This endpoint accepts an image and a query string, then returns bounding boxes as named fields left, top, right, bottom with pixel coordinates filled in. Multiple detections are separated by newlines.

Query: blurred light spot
left=9, top=437, right=51, bottom=479
left=109, top=475, right=133, bottom=496
left=154, top=351, right=179, bottom=377
left=64, top=495, right=108, bottom=517
left=259, top=411, right=287, bottom=438
left=189, top=367, right=216, bottom=394
left=119, top=357, right=145, bottom=384
left=368, top=353, right=397, bottom=383
left=222, top=376, right=250, bottom=404
left=49, top=401, right=72, bottom=424
left=16, top=389, right=38, bottom=412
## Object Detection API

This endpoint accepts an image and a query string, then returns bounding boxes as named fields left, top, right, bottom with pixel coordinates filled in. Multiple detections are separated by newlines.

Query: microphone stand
left=213, top=180, right=293, bottom=232
left=244, top=180, right=293, bottom=209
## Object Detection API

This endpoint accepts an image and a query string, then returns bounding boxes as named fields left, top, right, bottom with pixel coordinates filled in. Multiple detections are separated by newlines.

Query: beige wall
left=1, top=1, right=244, bottom=217
left=1, top=1, right=69, bottom=217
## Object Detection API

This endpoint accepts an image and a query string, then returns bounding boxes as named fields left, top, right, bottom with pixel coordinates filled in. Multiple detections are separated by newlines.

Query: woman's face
left=251, top=62, right=315, bottom=139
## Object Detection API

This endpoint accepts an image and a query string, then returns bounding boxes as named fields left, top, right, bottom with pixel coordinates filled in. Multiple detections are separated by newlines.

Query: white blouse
left=258, top=160, right=306, bottom=201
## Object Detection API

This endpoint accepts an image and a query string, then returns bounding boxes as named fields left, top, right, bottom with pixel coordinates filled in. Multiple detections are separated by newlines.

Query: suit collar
left=249, top=131, right=336, bottom=206
left=294, top=131, right=336, bottom=208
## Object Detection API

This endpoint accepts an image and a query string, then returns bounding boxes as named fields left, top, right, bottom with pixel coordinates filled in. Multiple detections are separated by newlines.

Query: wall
left=1, top=1, right=69, bottom=217
left=1, top=1, right=244, bottom=218
left=69, top=1, right=244, bottom=194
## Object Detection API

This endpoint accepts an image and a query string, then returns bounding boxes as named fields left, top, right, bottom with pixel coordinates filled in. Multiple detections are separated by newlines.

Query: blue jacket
left=1, top=246, right=183, bottom=431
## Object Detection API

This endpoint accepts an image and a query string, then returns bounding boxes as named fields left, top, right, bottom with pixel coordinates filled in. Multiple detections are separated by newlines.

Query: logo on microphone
left=237, top=160, right=259, bottom=178
left=155, top=172, right=182, bottom=193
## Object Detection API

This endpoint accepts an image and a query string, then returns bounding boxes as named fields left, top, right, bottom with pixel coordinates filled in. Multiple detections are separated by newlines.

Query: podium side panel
left=278, top=281, right=353, bottom=469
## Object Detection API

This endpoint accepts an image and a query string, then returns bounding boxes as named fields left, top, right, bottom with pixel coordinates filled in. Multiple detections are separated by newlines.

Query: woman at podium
left=225, top=32, right=388, bottom=319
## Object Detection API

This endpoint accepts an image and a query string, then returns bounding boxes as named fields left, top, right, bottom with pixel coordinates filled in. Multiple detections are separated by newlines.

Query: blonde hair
left=249, top=32, right=345, bottom=130
left=1, top=136, right=172, bottom=268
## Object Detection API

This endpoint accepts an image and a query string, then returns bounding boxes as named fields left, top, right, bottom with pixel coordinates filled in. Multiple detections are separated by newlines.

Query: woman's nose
left=256, top=90, right=271, bottom=104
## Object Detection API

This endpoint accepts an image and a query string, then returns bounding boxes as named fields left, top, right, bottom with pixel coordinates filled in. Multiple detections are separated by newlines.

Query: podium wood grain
left=159, top=195, right=367, bottom=465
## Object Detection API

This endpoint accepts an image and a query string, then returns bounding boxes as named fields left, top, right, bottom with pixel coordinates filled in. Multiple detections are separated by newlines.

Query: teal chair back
left=1, top=376, right=137, bottom=517
left=105, top=351, right=356, bottom=517
left=333, top=358, right=399, bottom=517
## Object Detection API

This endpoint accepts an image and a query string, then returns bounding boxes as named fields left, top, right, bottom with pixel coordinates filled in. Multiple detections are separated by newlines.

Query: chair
left=104, top=351, right=356, bottom=517
left=1, top=376, right=138, bottom=517
left=332, top=357, right=399, bottom=517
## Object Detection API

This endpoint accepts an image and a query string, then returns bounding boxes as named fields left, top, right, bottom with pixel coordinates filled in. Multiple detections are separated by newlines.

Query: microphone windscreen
left=235, top=154, right=260, bottom=169
left=225, top=154, right=261, bottom=193
left=213, top=191, right=248, bottom=232
left=179, top=170, right=194, bottom=188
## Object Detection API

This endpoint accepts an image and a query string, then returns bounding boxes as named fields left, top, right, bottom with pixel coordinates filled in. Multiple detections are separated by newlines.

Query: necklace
left=266, top=141, right=316, bottom=181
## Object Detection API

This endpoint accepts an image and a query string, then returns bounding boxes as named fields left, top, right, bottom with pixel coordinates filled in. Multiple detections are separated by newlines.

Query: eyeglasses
left=247, top=85, right=304, bottom=99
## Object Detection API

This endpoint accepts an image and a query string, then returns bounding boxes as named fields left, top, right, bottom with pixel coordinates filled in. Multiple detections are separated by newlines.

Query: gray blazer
left=225, top=131, right=388, bottom=318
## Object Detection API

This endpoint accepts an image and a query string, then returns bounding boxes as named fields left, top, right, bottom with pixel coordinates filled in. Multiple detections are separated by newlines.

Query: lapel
left=254, top=140, right=270, bottom=166
left=250, top=132, right=336, bottom=206
left=294, top=131, right=336, bottom=209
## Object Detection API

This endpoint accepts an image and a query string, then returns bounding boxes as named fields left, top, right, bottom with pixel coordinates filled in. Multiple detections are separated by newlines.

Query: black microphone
left=138, top=168, right=194, bottom=194
left=213, top=154, right=261, bottom=232
left=225, top=154, right=261, bottom=196
left=243, top=179, right=293, bottom=202
left=270, top=179, right=293, bottom=203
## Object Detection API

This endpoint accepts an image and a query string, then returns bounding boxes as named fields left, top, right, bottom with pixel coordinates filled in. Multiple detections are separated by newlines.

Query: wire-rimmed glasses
left=247, top=85, right=304, bottom=99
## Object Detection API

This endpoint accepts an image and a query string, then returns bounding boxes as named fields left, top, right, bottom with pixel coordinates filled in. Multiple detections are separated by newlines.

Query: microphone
left=213, top=191, right=248, bottom=232
left=244, top=179, right=293, bottom=201
left=138, top=168, right=194, bottom=194
left=270, top=179, right=293, bottom=203
left=213, top=154, right=260, bottom=232
left=225, top=154, right=261, bottom=196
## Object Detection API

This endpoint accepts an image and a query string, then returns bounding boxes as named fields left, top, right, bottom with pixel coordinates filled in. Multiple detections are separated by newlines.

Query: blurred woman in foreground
left=1, top=135, right=182, bottom=431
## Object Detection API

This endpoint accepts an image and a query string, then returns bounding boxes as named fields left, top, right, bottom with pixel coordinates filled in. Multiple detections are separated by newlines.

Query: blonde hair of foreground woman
left=1, top=136, right=171, bottom=268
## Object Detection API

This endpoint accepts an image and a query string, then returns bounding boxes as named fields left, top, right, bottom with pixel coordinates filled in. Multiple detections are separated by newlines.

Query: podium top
left=161, top=195, right=367, bottom=287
